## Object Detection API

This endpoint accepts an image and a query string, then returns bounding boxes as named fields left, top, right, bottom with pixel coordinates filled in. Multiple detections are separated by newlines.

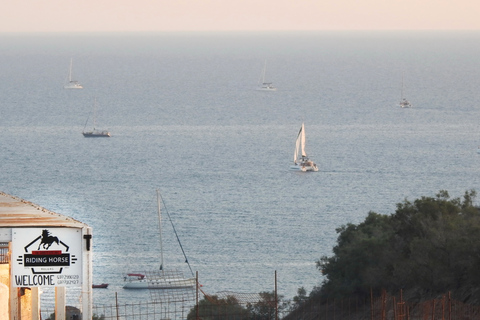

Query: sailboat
left=290, top=123, right=318, bottom=172
left=256, top=60, right=276, bottom=91
left=82, top=98, right=111, bottom=137
left=123, top=190, right=196, bottom=289
left=399, top=74, right=412, bottom=108
left=64, top=58, right=83, bottom=89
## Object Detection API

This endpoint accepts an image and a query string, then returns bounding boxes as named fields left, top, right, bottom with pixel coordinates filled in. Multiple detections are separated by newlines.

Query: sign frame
left=11, top=227, right=83, bottom=287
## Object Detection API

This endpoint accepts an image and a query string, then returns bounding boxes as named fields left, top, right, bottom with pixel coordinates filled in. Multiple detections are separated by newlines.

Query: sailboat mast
left=262, top=60, right=267, bottom=83
left=156, top=189, right=164, bottom=271
left=69, top=58, right=73, bottom=82
left=93, top=98, right=97, bottom=129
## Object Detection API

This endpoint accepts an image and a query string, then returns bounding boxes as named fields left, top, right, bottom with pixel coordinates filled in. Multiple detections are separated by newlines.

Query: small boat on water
left=64, top=58, right=83, bottom=89
left=399, top=74, right=412, bottom=108
left=82, top=98, right=111, bottom=137
left=256, top=60, right=277, bottom=91
left=290, top=123, right=318, bottom=172
left=123, top=190, right=195, bottom=290
left=92, top=283, right=109, bottom=289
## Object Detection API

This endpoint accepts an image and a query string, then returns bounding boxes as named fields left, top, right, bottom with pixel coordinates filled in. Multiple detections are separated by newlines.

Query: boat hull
left=64, top=81, right=83, bottom=89
left=290, top=163, right=318, bottom=172
left=64, top=85, right=83, bottom=89
left=256, top=85, right=277, bottom=91
left=399, top=98, right=411, bottom=108
left=83, top=131, right=111, bottom=137
left=123, top=277, right=196, bottom=289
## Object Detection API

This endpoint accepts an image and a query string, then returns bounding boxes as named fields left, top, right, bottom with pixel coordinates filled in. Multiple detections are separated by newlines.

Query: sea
left=1, top=31, right=480, bottom=309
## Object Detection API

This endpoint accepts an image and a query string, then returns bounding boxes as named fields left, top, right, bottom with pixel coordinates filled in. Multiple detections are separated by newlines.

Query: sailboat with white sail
left=123, top=190, right=196, bottom=289
left=256, top=60, right=276, bottom=91
left=64, top=58, right=83, bottom=89
left=290, top=123, right=318, bottom=172
left=82, top=98, right=111, bottom=137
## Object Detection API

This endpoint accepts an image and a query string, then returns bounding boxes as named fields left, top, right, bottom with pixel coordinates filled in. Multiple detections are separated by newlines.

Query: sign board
left=11, top=228, right=83, bottom=287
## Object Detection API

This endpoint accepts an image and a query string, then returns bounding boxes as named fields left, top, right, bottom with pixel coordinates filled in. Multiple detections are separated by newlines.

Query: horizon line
left=1, top=29, right=479, bottom=36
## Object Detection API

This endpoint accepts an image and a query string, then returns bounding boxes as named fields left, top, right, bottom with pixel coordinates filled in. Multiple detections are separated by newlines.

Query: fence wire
left=40, top=287, right=480, bottom=320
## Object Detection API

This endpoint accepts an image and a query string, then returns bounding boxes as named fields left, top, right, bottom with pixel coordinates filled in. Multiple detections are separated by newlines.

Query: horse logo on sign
left=37, top=230, right=60, bottom=250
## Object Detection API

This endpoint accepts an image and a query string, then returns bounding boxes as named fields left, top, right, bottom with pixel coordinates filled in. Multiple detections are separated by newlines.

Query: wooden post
left=393, top=296, right=397, bottom=320
left=115, top=292, right=119, bottom=320
left=31, top=287, right=41, bottom=320
left=9, top=242, right=20, bottom=320
left=55, top=286, right=66, bottom=320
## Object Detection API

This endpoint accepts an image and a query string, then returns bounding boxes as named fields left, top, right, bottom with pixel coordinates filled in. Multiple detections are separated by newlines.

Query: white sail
left=294, top=126, right=302, bottom=163
left=300, top=123, right=306, bottom=157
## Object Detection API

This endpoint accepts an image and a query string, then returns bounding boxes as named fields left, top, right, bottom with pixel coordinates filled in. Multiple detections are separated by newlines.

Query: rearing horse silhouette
left=37, top=230, right=59, bottom=250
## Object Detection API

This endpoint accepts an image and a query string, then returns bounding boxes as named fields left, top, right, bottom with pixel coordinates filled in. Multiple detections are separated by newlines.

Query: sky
left=1, top=0, right=480, bottom=33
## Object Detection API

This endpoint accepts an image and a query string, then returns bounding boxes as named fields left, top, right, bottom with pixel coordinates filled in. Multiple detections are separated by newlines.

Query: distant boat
left=123, top=190, right=196, bottom=289
left=64, top=58, right=83, bottom=89
left=399, top=74, right=411, bottom=108
left=290, top=123, right=318, bottom=172
left=92, top=283, right=108, bottom=289
left=82, top=98, right=111, bottom=137
left=256, top=60, right=276, bottom=91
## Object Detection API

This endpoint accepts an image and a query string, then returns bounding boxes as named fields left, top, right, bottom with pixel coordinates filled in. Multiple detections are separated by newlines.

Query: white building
left=0, top=191, right=93, bottom=320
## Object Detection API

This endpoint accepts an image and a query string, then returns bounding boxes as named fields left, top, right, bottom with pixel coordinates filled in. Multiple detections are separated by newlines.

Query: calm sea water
left=1, top=31, right=480, bottom=307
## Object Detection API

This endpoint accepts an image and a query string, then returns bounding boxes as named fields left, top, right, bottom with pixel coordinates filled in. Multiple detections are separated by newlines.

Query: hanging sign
left=11, top=228, right=83, bottom=287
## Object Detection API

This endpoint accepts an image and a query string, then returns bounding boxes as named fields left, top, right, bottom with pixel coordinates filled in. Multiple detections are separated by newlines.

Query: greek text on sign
left=12, top=228, right=83, bottom=287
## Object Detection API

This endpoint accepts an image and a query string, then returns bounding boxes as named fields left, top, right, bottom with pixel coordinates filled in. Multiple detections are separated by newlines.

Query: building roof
left=0, top=191, right=89, bottom=228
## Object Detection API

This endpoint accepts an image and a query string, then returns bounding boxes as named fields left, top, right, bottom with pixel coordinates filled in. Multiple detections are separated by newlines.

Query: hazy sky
left=2, top=0, right=479, bottom=33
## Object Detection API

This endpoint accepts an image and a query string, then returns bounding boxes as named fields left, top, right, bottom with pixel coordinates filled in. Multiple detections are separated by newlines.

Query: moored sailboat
left=123, top=190, right=195, bottom=289
left=82, top=98, right=111, bottom=137
left=256, top=60, right=276, bottom=91
left=64, top=58, right=83, bottom=89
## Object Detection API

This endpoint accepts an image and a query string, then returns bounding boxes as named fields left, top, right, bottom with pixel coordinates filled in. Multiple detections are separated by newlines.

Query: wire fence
left=93, top=299, right=194, bottom=320
left=36, top=281, right=480, bottom=320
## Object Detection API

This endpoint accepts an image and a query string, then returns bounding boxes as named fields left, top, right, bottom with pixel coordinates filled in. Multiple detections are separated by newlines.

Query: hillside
left=286, top=190, right=480, bottom=318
